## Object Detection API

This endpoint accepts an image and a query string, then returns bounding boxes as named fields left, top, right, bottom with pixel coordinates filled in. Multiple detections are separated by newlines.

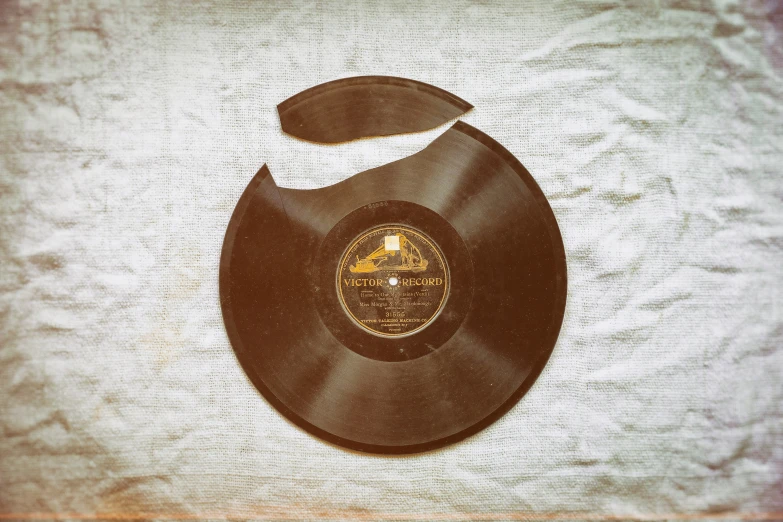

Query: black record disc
left=219, top=121, right=567, bottom=454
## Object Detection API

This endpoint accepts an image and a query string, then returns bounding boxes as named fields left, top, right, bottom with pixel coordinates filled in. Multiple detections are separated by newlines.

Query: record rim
left=219, top=122, right=567, bottom=454
left=278, top=75, right=473, bottom=115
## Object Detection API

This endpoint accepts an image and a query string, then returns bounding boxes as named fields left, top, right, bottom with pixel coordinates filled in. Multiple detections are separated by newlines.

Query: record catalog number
left=337, top=225, right=449, bottom=337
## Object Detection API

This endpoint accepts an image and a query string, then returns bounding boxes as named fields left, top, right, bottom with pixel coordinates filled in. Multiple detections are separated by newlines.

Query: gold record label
left=337, top=225, right=449, bottom=337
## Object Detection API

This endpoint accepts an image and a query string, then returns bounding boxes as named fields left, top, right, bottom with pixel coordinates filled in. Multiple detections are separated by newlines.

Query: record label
left=337, top=225, right=449, bottom=337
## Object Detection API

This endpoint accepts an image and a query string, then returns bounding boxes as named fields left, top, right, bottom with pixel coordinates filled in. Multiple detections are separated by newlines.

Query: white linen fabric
left=1, top=0, right=781, bottom=519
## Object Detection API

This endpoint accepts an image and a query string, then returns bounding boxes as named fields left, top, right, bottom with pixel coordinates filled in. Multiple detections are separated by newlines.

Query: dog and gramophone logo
left=337, top=225, right=448, bottom=337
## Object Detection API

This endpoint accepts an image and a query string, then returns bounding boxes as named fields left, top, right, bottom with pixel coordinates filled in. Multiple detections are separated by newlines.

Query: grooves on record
left=220, top=78, right=566, bottom=454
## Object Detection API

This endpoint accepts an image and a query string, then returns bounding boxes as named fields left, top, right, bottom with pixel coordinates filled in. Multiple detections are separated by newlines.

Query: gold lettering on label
left=343, top=278, right=387, bottom=287
left=337, top=225, right=449, bottom=338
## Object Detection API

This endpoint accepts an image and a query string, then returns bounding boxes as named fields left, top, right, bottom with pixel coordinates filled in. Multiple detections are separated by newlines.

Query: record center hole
left=388, top=277, right=398, bottom=286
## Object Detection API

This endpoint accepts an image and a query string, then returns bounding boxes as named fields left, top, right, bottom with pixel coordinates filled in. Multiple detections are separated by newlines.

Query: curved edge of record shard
left=277, top=76, right=473, bottom=143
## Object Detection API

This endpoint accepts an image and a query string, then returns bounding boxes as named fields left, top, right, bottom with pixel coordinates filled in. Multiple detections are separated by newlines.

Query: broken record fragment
left=277, top=76, right=473, bottom=143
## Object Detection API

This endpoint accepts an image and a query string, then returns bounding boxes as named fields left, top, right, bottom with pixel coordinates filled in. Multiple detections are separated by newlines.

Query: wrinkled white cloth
left=1, top=0, right=781, bottom=519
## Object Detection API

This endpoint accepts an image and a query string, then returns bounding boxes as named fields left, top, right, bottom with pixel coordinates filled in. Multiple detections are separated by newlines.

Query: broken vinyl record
left=220, top=79, right=566, bottom=454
